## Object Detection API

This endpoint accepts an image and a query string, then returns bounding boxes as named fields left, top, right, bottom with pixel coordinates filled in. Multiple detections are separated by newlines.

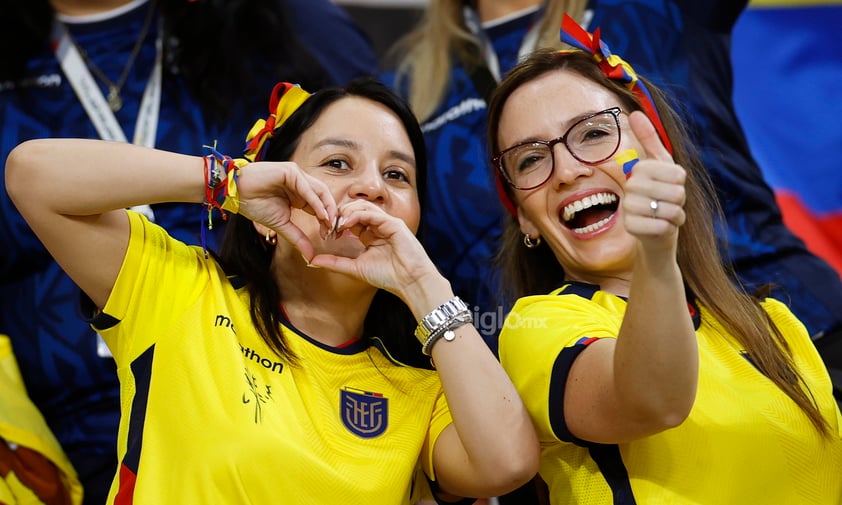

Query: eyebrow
left=314, top=137, right=357, bottom=150
left=508, top=109, right=615, bottom=146
left=388, top=150, right=416, bottom=168
left=314, top=137, right=416, bottom=168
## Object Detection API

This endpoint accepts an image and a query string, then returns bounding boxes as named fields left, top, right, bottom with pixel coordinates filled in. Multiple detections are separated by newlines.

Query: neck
left=50, top=0, right=138, bottom=16
left=476, top=0, right=542, bottom=23
left=274, top=256, right=377, bottom=347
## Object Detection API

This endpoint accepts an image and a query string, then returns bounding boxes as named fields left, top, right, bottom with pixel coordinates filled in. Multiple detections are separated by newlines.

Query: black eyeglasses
left=493, top=107, right=623, bottom=190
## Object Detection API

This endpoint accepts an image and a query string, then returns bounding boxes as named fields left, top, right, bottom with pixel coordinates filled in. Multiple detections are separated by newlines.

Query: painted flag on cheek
left=615, top=148, right=639, bottom=178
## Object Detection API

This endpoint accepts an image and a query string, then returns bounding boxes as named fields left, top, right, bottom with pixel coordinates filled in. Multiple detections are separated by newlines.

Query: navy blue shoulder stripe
left=589, top=444, right=637, bottom=504
left=557, top=281, right=600, bottom=300
left=548, top=343, right=589, bottom=443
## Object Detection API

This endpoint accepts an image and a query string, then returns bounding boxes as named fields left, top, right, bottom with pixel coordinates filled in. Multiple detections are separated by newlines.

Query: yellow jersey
left=96, top=211, right=452, bottom=504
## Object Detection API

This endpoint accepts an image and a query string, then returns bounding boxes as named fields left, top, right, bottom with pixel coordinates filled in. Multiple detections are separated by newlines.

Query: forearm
left=404, top=275, right=538, bottom=496
left=432, top=326, right=538, bottom=495
left=6, top=139, right=204, bottom=218
left=615, top=245, right=698, bottom=424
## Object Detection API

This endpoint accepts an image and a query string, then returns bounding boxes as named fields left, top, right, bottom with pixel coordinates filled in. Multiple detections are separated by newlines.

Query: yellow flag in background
left=0, top=335, right=83, bottom=505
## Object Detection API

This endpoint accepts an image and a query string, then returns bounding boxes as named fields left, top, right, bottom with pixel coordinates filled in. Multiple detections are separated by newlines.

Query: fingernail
left=330, top=215, right=341, bottom=239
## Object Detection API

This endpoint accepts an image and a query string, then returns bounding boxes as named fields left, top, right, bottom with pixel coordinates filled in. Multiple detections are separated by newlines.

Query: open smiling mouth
left=561, top=192, right=619, bottom=234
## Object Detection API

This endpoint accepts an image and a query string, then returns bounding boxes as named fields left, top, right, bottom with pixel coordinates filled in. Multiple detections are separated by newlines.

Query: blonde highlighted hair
left=387, top=0, right=588, bottom=122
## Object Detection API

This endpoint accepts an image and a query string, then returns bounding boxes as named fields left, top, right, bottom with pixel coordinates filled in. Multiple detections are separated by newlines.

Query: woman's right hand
left=234, top=160, right=338, bottom=261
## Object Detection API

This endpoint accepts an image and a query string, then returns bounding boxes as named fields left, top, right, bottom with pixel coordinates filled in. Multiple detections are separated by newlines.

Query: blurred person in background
left=1, top=333, right=82, bottom=505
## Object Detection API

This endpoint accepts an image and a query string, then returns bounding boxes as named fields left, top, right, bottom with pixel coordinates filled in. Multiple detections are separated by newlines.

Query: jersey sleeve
left=421, top=387, right=453, bottom=481
left=499, top=292, right=624, bottom=445
left=93, top=211, right=212, bottom=367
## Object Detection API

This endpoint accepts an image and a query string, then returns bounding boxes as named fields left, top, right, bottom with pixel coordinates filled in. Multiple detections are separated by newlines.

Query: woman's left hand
left=308, top=200, right=440, bottom=297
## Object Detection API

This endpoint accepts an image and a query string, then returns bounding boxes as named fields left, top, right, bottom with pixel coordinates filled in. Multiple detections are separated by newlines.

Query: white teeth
left=562, top=193, right=617, bottom=222
left=572, top=215, right=612, bottom=234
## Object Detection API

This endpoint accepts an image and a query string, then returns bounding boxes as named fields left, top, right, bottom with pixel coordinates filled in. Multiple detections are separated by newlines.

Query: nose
left=349, top=164, right=387, bottom=203
left=550, top=143, right=592, bottom=186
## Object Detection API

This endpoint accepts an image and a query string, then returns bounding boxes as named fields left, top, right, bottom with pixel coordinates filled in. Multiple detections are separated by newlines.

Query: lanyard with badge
left=459, top=2, right=546, bottom=103
left=459, top=2, right=593, bottom=103
left=52, top=12, right=163, bottom=357
left=53, top=20, right=162, bottom=148
left=51, top=13, right=162, bottom=224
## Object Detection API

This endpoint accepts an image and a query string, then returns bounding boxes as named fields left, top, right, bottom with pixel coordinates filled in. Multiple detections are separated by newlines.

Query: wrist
left=199, top=144, right=243, bottom=257
left=401, top=272, right=454, bottom=318
left=415, top=296, right=474, bottom=356
left=202, top=145, right=242, bottom=216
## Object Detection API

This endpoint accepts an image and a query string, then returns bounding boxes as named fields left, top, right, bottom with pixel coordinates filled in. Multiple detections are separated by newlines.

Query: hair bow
left=560, top=14, right=673, bottom=155
left=243, top=82, right=313, bottom=162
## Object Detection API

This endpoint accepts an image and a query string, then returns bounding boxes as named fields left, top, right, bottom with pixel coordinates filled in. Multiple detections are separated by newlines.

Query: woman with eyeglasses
left=487, top=17, right=842, bottom=505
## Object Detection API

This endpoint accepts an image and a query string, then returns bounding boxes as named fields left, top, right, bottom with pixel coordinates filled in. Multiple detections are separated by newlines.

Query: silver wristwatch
left=415, top=297, right=473, bottom=356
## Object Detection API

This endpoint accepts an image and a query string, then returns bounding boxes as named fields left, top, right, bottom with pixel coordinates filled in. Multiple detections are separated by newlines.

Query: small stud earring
left=265, top=231, right=277, bottom=245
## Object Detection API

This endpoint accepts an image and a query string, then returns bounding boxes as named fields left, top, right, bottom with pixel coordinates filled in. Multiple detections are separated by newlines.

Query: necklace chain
left=62, top=0, right=158, bottom=112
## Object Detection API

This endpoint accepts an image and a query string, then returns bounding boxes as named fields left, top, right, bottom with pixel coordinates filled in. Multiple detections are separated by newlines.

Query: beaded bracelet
left=421, top=312, right=473, bottom=357
left=200, top=143, right=241, bottom=256
left=202, top=145, right=240, bottom=222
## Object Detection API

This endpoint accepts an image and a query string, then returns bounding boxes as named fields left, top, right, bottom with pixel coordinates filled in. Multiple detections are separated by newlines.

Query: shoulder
left=117, top=211, right=229, bottom=307
left=500, top=283, right=623, bottom=366
left=760, top=298, right=807, bottom=335
left=509, top=282, right=623, bottom=318
left=368, top=337, right=438, bottom=380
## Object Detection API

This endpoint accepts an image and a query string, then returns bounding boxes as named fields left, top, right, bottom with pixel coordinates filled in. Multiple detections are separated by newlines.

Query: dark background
left=341, top=4, right=424, bottom=62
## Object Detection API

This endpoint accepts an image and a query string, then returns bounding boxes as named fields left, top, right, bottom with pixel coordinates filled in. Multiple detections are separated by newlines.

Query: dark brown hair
left=218, top=78, right=430, bottom=369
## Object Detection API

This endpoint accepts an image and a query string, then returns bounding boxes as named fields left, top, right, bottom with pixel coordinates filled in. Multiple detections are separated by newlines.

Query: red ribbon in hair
left=243, top=82, right=312, bottom=162
left=559, top=14, right=673, bottom=154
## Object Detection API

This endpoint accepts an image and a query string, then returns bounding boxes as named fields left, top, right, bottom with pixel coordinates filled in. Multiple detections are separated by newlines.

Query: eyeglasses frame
left=493, top=107, right=623, bottom=191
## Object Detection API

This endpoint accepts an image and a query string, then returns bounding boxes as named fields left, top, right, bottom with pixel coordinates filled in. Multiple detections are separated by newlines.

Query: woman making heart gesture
left=5, top=79, right=538, bottom=504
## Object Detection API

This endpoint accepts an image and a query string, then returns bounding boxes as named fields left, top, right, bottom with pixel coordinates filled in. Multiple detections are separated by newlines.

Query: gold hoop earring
left=523, top=234, right=541, bottom=248
left=265, top=231, right=277, bottom=245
